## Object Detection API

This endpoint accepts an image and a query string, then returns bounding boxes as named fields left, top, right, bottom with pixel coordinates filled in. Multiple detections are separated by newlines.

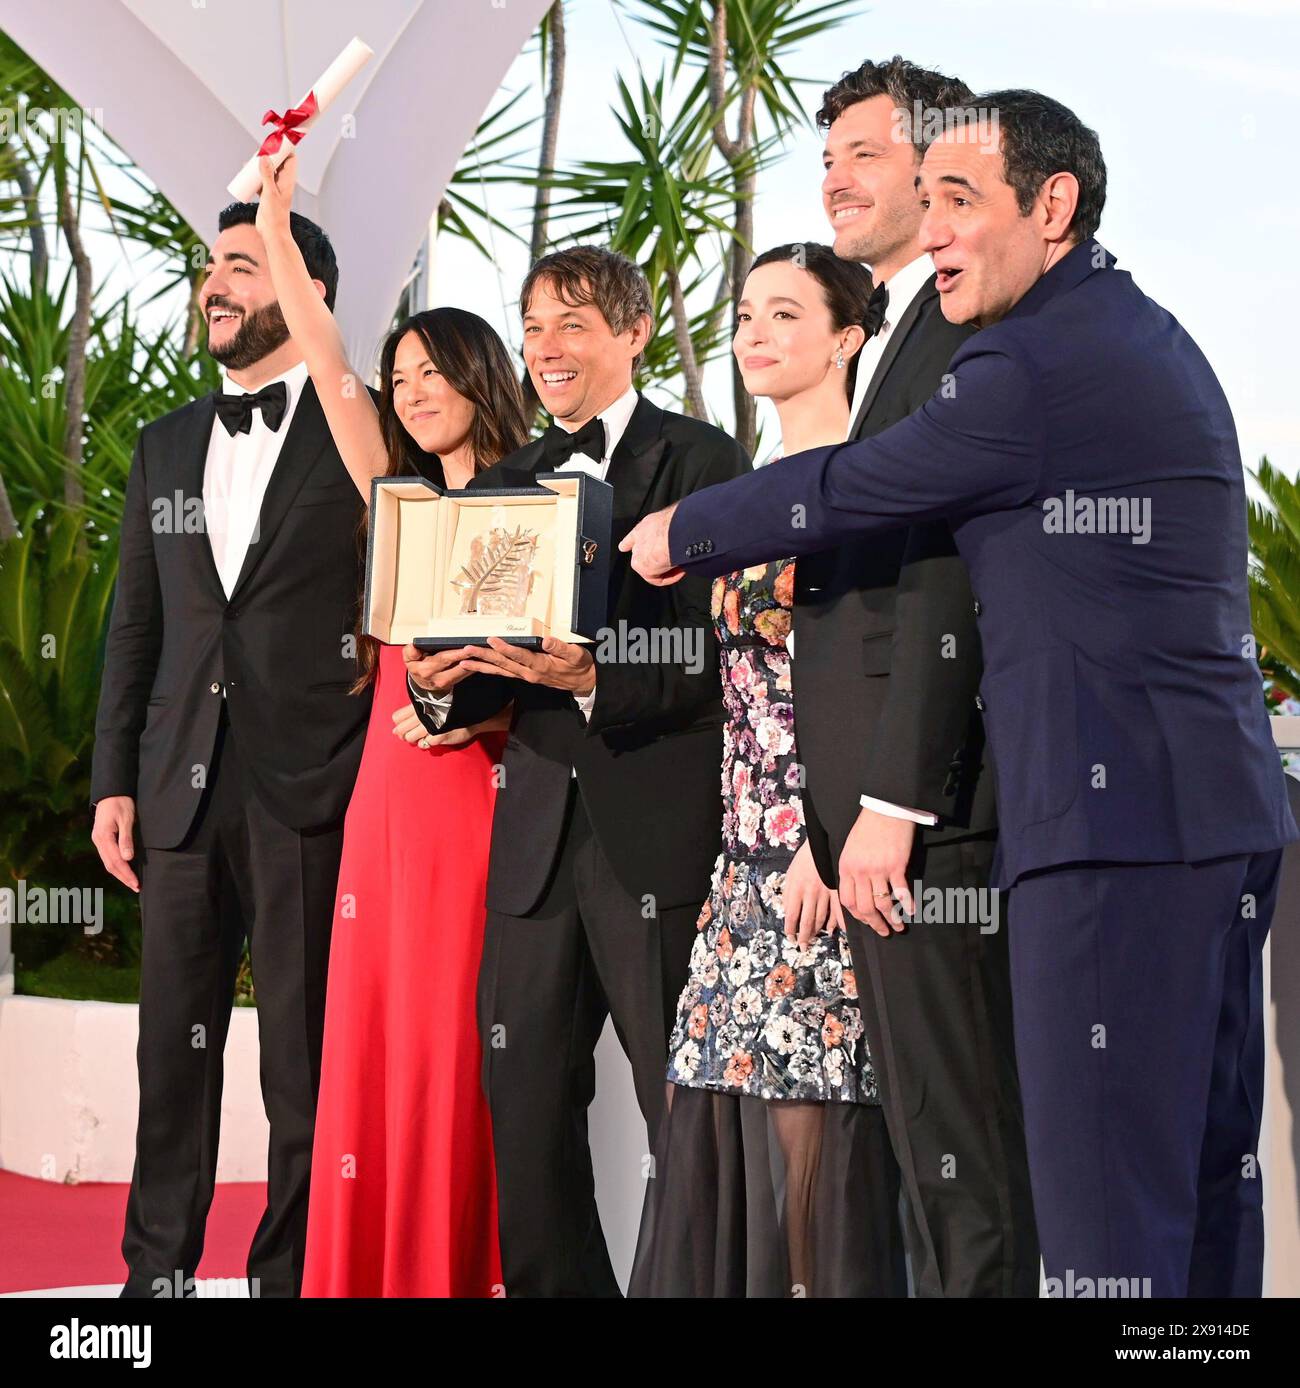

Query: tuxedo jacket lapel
left=518, top=396, right=668, bottom=529
left=850, top=274, right=938, bottom=438
left=498, top=397, right=669, bottom=619
left=173, top=394, right=228, bottom=605
left=505, top=438, right=547, bottom=485
left=604, top=395, right=668, bottom=528
left=227, top=379, right=333, bottom=602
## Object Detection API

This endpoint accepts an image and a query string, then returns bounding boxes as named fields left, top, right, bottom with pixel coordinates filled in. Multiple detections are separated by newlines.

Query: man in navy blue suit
left=623, top=90, right=1297, bottom=1297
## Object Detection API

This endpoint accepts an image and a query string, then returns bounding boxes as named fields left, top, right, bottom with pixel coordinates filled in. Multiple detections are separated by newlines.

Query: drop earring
left=835, top=348, right=845, bottom=369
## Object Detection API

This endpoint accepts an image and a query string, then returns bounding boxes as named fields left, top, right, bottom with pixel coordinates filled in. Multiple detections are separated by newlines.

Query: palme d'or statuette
left=450, top=523, right=541, bottom=618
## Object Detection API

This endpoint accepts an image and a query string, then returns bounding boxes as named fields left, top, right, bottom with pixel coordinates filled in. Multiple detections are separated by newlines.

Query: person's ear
left=311, top=278, right=329, bottom=303
left=840, top=323, right=866, bottom=361
left=628, top=311, right=653, bottom=356
left=1040, top=171, right=1080, bottom=243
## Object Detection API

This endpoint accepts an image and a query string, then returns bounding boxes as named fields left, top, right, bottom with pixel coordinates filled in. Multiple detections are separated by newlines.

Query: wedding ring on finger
left=418, top=736, right=433, bottom=749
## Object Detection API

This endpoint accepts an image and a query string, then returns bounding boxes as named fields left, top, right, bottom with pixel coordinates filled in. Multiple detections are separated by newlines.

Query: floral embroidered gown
left=630, top=560, right=903, bottom=1298
left=666, top=560, right=874, bottom=1103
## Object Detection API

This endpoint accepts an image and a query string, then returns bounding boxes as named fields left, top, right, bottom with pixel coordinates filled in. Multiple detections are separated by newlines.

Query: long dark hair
left=352, top=307, right=530, bottom=691
left=748, top=243, right=875, bottom=400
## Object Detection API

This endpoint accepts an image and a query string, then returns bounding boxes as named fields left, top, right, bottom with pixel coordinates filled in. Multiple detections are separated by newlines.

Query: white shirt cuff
left=407, top=674, right=451, bottom=731
left=859, top=794, right=939, bottom=826
left=573, top=686, right=597, bottom=722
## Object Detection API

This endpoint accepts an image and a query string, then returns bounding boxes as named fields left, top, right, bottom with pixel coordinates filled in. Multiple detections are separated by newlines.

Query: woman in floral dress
left=630, top=245, right=905, bottom=1297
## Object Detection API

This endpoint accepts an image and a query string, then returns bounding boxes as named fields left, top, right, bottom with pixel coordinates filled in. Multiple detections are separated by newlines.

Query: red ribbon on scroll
left=257, top=92, right=321, bottom=157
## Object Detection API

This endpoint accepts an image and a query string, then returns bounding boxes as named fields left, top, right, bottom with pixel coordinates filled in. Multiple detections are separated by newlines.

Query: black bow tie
left=215, top=381, right=289, bottom=437
left=543, top=416, right=606, bottom=467
left=862, top=281, right=889, bottom=339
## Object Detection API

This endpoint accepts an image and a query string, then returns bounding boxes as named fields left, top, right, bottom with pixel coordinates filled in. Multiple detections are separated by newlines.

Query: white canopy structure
left=0, top=0, right=552, bottom=363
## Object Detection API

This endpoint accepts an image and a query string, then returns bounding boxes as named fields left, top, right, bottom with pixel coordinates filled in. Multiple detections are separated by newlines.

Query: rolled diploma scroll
left=226, top=37, right=374, bottom=200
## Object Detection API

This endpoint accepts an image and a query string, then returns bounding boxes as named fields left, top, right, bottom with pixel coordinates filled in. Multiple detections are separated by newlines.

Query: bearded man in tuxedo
left=788, top=56, right=1038, bottom=1297
left=91, top=204, right=369, bottom=1297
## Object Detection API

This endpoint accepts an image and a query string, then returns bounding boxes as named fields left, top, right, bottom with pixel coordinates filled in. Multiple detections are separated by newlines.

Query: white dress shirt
left=550, top=382, right=639, bottom=484
left=203, top=359, right=309, bottom=596
left=408, top=385, right=640, bottom=740
left=203, top=358, right=310, bottom=697
left=552, top=384, right=636, bottom=722
left=846, top=252, right=935, bottom=437
left=838, top=256, right=941, bottom=828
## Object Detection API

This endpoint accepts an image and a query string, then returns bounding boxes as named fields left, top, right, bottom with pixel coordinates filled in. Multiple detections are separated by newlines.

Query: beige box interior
left=366, top=476, right=586, bottom=645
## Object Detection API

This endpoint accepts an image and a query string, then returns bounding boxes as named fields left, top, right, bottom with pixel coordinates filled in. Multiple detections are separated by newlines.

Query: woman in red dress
left=256, top=155, right=529, bottom=1295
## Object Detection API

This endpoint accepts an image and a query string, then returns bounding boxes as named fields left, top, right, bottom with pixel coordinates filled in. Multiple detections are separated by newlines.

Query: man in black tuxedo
left=90, top=204, right=369, bottom=1297
left=789, top=59, right=1037, bottom=1296
left=405, top=247, right=749, bottom=1296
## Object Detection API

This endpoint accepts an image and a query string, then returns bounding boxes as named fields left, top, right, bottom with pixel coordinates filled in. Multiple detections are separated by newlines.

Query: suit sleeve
left=413, top=670, right=513, bottom=736
left=860, top=523, right=983, bottom=817
left=90, top=436, right=162, bottom=807
left=669, top=346, right=1045, bottom=576
left=587, top=437, right=750, bottom=734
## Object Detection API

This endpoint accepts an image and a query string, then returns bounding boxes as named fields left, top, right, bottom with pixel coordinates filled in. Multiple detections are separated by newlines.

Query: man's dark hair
left=960, top=89, right=1107, bottom=243
left=216, top=202, right=339, bottom=310
left=817, top=55, right=975, bottom=155
left=519, top=245, right=654, bottom=369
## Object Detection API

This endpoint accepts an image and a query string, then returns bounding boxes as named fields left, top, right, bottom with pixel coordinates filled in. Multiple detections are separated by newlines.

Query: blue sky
left=433, top=0, right=1300, bottom=476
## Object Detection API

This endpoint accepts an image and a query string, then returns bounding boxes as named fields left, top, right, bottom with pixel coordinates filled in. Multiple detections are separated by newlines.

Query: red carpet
left=0, top=1170, right=266, bottom=1294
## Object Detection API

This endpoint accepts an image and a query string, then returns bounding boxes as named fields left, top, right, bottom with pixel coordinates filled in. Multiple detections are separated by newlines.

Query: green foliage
left=545, top=67, right=756, bottom=258
left=0, top=281, right=215, bottom=988
left=0, top=32, right=224, bottom=995
left=1248, top=456, right=1300, bottom=702
left=0, top=508, right=145, bottom=977
left=439, top=88, right=538, bottom=257
left=0, top=511, right=115, bottom=878
left=619, top=0, right=862, bottom=136
left=16, top=946, right=140, bottom=1003
left=0, top=267, right=218, bottom=534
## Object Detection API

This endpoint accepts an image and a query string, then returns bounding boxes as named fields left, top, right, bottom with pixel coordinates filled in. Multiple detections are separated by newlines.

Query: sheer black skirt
left=629, top=1081, right=907, bottom=1297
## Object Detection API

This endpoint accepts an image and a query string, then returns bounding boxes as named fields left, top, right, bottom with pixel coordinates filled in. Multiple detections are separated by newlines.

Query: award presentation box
left=363, top=472, right=613, bottom=651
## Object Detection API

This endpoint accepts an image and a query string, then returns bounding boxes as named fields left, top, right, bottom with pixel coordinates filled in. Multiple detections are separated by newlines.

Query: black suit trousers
left=477, top=780, right=699, bottom=1297
left=121, top=703, right=342, bottom=1298
left=843, top=833, right=1040, bottom=1297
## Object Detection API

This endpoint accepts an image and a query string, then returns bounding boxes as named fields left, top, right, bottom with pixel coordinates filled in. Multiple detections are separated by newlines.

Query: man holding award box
left=405, top=247, right=749, bottom=1297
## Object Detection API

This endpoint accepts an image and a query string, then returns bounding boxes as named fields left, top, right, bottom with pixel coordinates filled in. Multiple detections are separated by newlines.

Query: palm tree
left=1248, top=456, right=1300, bottom=703
left=620, top=0, right=860, bottom=451
left=531, top=1, right=567, bottom=261
left=538, top=66, right=762, bottom=417
left=0, top=34, right=216, bottom=530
